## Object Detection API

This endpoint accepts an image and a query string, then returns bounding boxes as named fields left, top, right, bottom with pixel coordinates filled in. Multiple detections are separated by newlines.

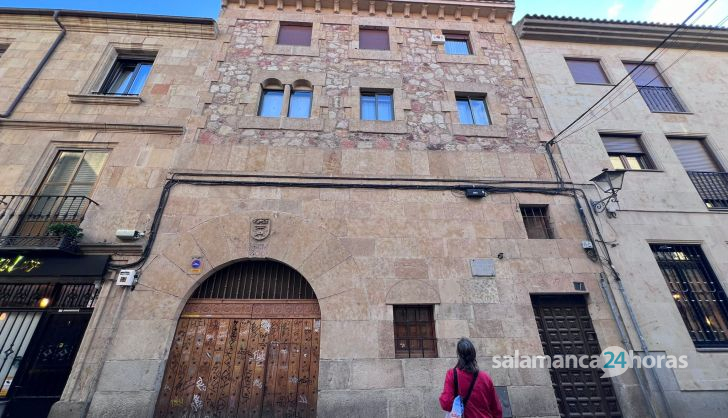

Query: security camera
left=115, top=229, right=144, bottom=240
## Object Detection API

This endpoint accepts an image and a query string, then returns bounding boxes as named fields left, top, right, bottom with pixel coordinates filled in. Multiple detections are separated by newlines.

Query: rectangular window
left=456, top=95, right=490, bottom=126
left=624, top=63, right=667, bottom=87
left=624, top=62, right=686, bottom=112
left=258, top=89, right=284, bottom=117
left=360, top=90, right=393, bottom=121
left=520, top=206, right=554, bottom=239
left=444, top=33, right=472, bottom=55
left=651, top=244, right=728, bottom=348
left=601, top=135, right=654, bottom=170
left=39, top=150, right=109, bottom=197
left=359, top=27, right=389, bottom=51
left=277, top=23, right=313, bottom=46
left=0, top=45, right=6, bottom=59
left=566, top=58, right=609, bottom=85
left=393, top=305, right=437, bottom=358
left=287, top=90, right=312, bottom=118
left=668, top=138, right=721, bottom=172
left=98, top=58, right=153, bottom=96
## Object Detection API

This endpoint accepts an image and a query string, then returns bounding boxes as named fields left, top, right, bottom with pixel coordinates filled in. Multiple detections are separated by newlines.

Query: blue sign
left=191, top=259, right=201, bottom=269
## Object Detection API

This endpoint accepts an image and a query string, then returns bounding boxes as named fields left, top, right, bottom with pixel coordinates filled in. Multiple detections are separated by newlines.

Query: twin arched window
left=258, top=78, right=313, bottom=118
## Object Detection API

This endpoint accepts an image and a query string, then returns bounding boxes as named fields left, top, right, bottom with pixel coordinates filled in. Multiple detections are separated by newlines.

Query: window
left=288, top=90, right=312, bottom=118
left=98, top=58, right=153, bottom=96
left=393, top=305, right=437, bottom=358
left=39, top=150, right=109, bottom=197
left=520, top=206, right=554, bottom=239
left=565, top=58, right=609, bottom=85
left=0, top=45, right=6, bottom=59
left=360, top=90, right=393, bottom=121
left=651, top=244, right=728, bottom=348
left=258, top=89, right=284, bottom=117
left=456, top=95, right=490, bottom=126
left=277, top=22, right=312, bottom=46
left=601, top=135, right=654, bottom=170
left=359, top=27, right=389, bottom=50
left=668, top=138, right=721, bottom=173
left=444, top=33, right=472, bottom=55
left=624, top=62, right=686, bottom=112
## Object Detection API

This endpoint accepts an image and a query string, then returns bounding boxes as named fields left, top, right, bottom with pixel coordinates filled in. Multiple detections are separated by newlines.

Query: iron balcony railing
left=0, top=195, right=97, bottom=252
left=687, top=171, right=728, bottom=210
left=637, top=86, right=687, bottom=113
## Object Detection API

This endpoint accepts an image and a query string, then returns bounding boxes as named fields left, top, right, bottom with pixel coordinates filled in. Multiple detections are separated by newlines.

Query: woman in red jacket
left=439, top=338, right=503, bottom=418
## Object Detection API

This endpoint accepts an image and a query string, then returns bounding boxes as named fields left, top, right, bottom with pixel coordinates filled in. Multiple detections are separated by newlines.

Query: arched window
left=288, top=79, right=313, bottom=118
left=191, top=259, right=316, bottom=300
left=258, top=79, right=313, bottom=119
left=258, top=78, right=284, bottom=117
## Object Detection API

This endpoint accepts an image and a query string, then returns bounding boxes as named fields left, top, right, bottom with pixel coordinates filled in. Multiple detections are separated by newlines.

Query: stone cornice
left=0, top=9, right=217, bottom=39
left=0, top=119, right=184, bottom=134
left=222, top=0, right=514, bottom=22
left=516, top=15, right=728, bottom=52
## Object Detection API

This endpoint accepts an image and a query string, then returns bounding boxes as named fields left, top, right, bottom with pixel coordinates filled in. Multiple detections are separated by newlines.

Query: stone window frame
left=597, top=129, right=664, bottom=172
left=348, top=18, right=403, bottom=61
left=433, top=24, right=489, bottom=65
left=347, top=76, right=409, bottom=134
left=238, top=70, right=326, bottom=131
left=262, top=17, right=323, bottom=57
left=69, top=42, right=160, bottom=106
left=443, top=81, right=507, bottom=137
left=563, top=56, right=612, bottom=86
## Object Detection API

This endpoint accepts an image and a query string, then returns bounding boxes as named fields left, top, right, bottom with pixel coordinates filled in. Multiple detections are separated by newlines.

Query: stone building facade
left=0, top=3, right=652, bottom=418
left=518, top=15, right=728, bottom=418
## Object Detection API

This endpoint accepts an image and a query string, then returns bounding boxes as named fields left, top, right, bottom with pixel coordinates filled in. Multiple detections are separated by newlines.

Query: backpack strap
left=461, top=370, right=479, bottom=414
left=452, top=367, right=459, bottom=395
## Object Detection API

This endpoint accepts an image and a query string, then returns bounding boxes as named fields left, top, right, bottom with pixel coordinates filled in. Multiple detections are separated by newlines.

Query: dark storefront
left=0, top=253, right=108, bottom=418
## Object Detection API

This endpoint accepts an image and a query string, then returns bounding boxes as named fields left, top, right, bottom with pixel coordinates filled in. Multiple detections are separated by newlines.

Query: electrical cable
left=546, top=0, right=712, bottom=146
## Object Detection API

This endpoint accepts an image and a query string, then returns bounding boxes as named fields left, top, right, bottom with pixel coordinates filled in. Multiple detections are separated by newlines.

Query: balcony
left=0, top=195, right=97, bottom=253
left=638, top=86, right=687, bottom=113
left=687, top=171, right=728, bottom=210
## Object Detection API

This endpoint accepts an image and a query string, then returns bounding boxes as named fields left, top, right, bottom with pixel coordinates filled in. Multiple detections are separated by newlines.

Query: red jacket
left=439, top=368, right=503, bottom=418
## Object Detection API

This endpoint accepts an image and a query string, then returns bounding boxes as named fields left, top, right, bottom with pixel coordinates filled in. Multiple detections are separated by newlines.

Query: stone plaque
left=251, top=218, right=271, bottom=241
left=470, top=258, right=495, bottom=277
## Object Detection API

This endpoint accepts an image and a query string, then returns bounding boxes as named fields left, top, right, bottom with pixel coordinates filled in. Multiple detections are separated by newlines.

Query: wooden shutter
left=39, top=151, right=108, bottom=196
left=601, top=136, right=644, bottom=154
left=669, top=138, right=721, bottom=172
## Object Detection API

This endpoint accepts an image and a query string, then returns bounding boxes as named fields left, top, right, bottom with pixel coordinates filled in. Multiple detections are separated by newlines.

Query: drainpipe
left=0, top=10, right=66, bottom=118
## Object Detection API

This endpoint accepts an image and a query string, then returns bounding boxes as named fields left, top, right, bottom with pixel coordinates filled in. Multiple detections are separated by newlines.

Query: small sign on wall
left=190, top=257, right=202, bottom=274
left=470, top=258, right=496, bottom=277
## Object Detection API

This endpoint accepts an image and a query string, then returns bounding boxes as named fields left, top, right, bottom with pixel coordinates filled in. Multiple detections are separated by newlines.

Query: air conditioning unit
left=116, top=269, right=139, bottom=287
left=431, top=34, right=446, bottom=45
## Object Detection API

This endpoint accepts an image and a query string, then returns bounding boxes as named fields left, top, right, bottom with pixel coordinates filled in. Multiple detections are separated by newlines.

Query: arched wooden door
left=154, top=260, right=320, bottom=418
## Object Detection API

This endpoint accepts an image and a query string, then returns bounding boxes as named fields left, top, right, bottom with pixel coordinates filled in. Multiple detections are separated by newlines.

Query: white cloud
left=647, top=0, right=728, bottom=26
left=607, top=2, right=625, bottom=19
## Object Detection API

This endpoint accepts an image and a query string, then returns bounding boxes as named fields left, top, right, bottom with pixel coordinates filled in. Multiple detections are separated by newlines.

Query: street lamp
left=589, top=168, right=625, bottom=217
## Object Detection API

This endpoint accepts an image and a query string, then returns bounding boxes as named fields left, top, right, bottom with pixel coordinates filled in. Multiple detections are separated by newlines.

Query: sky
left=0, top=0, right=727, bottom=26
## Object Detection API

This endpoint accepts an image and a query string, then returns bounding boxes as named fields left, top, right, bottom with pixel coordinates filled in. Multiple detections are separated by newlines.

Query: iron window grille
left=651, top=244, right=728, bottom=348
left=520, top=205, right=555, bottom=239
left=624, top=62, right=686, bottom=113
left=96, top=58, right=153, bottom=96
left=393, top=305, right=437, bottom=358
left=456, top=95, right=491, bottom=126
left=360, top=90, right=394, bottom=121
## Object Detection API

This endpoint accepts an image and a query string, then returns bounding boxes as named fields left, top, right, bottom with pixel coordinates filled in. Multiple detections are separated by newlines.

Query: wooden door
left=155, top=301, right=320, bottom=418
left=532, top=295, right=622, bottom=418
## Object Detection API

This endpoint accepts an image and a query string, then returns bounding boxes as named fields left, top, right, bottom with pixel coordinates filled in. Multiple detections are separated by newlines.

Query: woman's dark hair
left=455, top=337, right=479, bottom=373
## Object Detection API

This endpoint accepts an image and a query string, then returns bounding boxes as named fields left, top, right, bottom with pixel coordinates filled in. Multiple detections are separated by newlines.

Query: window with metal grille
left=191, top=260, right=316, bottom=300
left=624, top=62, right=686, bottom=112
left=277, top=22, right=312, bottom=46
left=520, top=205, right=554, bottom=239
left=651, top=244, right=728, bottom=348
left=565, top=58, right=610, bottom=85
left=359, top=27, right=389, bottom=50
left=456, top=95, right=490, bottom=126
left=393, top=305, right=437, bottom=358
left=601, top=135, right=654, bottom=170
left=443, top=33, right=472, bottom=55
left=360, top=90, right=394, bottom=121
left=97, top=58, right=154, bottom=96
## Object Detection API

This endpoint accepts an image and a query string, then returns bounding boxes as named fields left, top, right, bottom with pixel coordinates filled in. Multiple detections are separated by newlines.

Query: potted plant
left=47, top=223, right=84, bottom=251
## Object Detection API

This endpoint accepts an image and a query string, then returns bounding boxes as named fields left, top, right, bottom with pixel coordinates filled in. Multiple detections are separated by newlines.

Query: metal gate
left=531, top=295, right=622, bottom=418
left=0, top=282, right=99, bottom=418
left=155, top=261, right=321, bottom=418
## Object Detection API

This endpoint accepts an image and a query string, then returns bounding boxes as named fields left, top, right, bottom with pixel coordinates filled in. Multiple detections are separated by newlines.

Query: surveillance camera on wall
left=115, top=229, right=144, bottom=240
